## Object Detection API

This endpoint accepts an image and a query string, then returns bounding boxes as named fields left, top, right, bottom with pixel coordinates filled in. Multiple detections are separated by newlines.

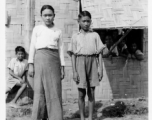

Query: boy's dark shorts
left=76, top=55, right=100, bottom=89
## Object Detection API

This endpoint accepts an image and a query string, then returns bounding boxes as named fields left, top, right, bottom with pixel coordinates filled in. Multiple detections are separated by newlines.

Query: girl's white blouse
left=28, top=25, right=65, bottom=66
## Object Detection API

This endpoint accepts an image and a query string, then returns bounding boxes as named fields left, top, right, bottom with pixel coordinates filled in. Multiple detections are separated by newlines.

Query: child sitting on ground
left=130, top=43, right=144, bottom=60
left=6, top=46, right=28, bottom=108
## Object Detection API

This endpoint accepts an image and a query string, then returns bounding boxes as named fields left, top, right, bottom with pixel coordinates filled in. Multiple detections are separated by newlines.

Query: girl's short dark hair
left=15, top=46, right=26, bottom=54
left=40, top=5, right=55, bottom=15
left=78, top=11, right=91, bottom=19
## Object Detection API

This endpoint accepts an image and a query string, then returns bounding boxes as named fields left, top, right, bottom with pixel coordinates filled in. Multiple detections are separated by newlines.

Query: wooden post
left=23, top=0, right=35, bottom=53
left=24, top=0, right=35, bottom=90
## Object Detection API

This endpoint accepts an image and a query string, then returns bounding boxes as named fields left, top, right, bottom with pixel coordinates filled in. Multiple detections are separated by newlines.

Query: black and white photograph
left=5, top=0, right=149, bottom=120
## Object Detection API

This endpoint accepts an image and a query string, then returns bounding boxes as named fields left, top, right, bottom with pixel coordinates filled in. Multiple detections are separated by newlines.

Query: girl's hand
left=73, top=72, right=79, bottom=84
left=28, top=64, right=34, bottom=78
left=61, top=66, right=65, bottom=80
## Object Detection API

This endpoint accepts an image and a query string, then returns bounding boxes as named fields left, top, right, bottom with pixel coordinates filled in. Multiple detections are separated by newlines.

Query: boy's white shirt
left=68, top=29, right=105, bottom=55
left=8, top=58, right=28, bottom=77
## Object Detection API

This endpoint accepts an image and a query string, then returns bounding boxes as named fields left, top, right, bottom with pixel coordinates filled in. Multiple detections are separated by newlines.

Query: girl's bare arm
left=61, top=66, right=65, bottom=80
left=71, top=54, right=77, bottom=73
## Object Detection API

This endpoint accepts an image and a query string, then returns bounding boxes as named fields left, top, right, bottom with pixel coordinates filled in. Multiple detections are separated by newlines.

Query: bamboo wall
left=81, top=0, right=148, bottom=28
left=5, top=0, right=148, bottom=100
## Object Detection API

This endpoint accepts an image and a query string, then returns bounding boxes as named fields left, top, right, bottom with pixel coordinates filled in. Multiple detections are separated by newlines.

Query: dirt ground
left=6, top=98, right=148, bottom=120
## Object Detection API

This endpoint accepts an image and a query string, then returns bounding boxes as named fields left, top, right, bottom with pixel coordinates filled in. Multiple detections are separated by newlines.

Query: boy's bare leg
left=78, top=88, right=86, bottom=120
left=87, top=87, right=95, bottom=120
left=10, top=83, right=27, bottom=104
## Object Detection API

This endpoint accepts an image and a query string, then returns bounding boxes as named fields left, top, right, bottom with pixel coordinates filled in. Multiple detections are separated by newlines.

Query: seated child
left=102, top=35, right=119, bottom=58
left=130, top=43, right=144, bottom=60
left=6, top=46, right=28, bottom=108
left=117, top=40, right=130, bottom=58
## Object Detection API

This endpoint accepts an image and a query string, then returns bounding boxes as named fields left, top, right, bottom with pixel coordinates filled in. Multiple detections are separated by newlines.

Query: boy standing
left=68, top=11, right=105, bottom=120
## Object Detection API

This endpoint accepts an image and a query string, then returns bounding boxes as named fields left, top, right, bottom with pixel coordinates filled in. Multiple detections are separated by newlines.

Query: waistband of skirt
left=37, top=48, right=58, bottom=52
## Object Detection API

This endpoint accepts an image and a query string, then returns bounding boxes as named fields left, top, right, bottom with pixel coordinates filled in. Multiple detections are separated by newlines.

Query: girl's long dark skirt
left=32, top=49, right=63, bottom=120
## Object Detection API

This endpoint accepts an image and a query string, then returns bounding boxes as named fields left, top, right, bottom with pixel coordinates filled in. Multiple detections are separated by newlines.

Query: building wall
left=81, top=0, right=148, bottom=28
left=5, top=0, right=148, bottom=100
left=6, top=0, right=26, bottom=76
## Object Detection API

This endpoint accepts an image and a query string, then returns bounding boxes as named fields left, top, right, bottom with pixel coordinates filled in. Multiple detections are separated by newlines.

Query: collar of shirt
left=77, top=29, right=93, bottom=35
left=16, top=58, right=25, bottom=62
left=42, top=23, right=59, bottom=32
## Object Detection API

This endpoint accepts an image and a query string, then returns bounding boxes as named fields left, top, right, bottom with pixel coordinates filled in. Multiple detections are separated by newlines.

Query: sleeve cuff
left=97, top=46, right=106, bottom=54
left=28, top=59, right=34, bottom=64
left=61, top=61, right=65, bottom=66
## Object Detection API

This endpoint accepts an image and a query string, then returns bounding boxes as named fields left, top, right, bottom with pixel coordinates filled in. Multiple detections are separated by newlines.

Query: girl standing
left=6, top=46, right=28, bottom=108
left=28, top=5, right=65, bottom=120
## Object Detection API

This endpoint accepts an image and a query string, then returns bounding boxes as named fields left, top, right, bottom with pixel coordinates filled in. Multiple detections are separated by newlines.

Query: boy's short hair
left=15, top=46, right=26, bottom=54
left=78, top=11, right=91, bottom=19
